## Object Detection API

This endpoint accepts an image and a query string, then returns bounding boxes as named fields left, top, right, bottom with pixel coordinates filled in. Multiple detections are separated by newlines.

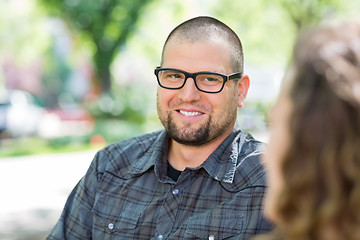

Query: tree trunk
left=94, top=49, right=113, bottom=93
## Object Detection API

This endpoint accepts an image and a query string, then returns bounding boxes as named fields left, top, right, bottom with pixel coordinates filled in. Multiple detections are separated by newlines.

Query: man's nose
left=178, top=78, right=201, bottom=102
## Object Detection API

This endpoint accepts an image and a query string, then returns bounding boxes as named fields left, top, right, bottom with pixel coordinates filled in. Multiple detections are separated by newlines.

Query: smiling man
left=47, top=16, right=273, bottom=240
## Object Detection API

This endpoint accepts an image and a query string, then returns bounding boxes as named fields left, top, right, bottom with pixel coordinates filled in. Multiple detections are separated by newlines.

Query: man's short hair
left=160, top=16, right=244, bottom=73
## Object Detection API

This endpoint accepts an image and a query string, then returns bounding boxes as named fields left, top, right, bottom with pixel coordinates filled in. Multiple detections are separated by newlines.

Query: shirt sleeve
left=242, top=185, right=274, bottom=238
left=46, top=151, right=103, bottom=240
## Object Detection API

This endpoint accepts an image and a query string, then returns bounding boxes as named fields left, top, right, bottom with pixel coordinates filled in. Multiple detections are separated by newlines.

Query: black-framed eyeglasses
left=154, top=67, right=242, bottom=93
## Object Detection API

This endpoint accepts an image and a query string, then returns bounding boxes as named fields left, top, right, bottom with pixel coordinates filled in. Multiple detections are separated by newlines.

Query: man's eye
left=205, top=77, right=220, bottom=82
left=168, top=73, right=182, bottom=79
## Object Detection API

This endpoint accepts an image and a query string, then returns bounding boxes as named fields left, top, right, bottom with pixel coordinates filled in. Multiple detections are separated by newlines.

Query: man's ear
left=237, top=75, right=250, bottom=107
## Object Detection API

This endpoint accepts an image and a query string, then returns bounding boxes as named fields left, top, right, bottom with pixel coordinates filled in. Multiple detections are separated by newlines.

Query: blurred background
left=0, top=0, right=358, bottom=239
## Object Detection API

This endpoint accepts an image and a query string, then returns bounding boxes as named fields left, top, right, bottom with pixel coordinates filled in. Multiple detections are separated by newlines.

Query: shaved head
left=160, top=16, right=244, bottom=73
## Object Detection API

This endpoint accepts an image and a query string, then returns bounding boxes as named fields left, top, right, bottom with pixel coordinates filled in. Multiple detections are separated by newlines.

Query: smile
left=178, top=110, right=204, bottom=117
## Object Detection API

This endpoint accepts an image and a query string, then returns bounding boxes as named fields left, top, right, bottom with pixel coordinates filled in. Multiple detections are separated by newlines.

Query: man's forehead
left=164, top=36, right=230, bottom=51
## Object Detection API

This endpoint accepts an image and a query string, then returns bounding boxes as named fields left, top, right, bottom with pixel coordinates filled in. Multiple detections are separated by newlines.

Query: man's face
left=157, top=38, right=248, bottom=146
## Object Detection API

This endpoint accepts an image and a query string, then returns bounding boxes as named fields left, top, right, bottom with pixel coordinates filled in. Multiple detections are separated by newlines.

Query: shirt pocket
left=92, top=195, right=144, bottom=239
left=182, top=209, right=244, bottom=239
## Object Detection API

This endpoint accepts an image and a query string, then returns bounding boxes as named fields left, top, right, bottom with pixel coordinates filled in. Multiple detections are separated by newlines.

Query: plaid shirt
left=47, top=128, right=273, bottom=240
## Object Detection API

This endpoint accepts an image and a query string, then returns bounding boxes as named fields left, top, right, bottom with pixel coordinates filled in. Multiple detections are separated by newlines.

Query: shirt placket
left=154, top=171, right=190, bottom=239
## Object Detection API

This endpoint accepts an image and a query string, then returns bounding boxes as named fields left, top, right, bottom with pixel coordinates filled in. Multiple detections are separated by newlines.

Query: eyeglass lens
left=158, top=69, right=224, bottom=92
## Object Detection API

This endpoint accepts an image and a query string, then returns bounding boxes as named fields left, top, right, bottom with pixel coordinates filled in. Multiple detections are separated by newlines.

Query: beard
left=157, top=91, right=238, bottom=147
left=165, top=114, right=212, bottom=146
left=159, top=109, right=236, bottom=146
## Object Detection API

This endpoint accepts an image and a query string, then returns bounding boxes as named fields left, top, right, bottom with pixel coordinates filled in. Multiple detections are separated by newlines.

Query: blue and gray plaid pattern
left=47, top=128, right=273, bottom=240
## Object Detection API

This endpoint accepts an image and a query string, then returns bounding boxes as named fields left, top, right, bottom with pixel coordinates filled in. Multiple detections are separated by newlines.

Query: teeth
left=179, top=110, right=202, bottom=117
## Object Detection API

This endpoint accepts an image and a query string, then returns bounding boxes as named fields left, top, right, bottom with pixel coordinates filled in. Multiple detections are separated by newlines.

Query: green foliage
left=211, top=0, right=348, bottom=68
left=274, top=0, right=345, bottom=31
left=85, top=83, right=158, bottom=141
left=38, top=0, right=154, bottom=93
left=87, top=84, right=153, bottom=123
left=91, top=119, right=146, bottom=143
left=48, top=135, right=90, bottom=149
left=211, top=0, right=295, bottom=68
left=0, top=1, right=51, bottom=64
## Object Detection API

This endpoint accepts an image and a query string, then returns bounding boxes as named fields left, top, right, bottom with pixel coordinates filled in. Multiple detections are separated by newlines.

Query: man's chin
left=167, top=127, right=210, bottom=146
left=163, top=115, right=213, bottom=146
left=171, top=135, right=209, bottom=146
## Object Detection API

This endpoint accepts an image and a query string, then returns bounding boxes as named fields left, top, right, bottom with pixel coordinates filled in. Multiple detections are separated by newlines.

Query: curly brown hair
left=257, top=20, right=360, bottom=240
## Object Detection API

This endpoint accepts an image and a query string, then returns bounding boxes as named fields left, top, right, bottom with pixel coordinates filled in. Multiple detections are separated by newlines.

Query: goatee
left=165, top=115, right=212, bottom=146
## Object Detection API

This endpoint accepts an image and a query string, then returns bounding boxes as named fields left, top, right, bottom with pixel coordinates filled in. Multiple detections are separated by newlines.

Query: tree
left=38, top=0, right=153, bottom=93
left=274, top=0, right=345, bottom=32
left=211, top=0, right=347, bottom=68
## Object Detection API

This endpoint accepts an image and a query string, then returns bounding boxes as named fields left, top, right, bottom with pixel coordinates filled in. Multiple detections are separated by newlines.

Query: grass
left=0, top=136, right=97, bottom=158
left=0, top=119, right=149, bottom=158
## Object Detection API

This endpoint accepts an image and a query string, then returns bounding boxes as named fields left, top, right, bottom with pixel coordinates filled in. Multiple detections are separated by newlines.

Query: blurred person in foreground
left=256, top=20, right=360, bottom=240
left=47, top=16, right=273, bottom=240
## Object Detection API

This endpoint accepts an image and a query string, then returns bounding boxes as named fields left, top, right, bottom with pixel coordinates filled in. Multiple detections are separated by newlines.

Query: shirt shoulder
left=221, top=130, right=267, bottom=191
left=236, top=130, right=265, bottom=160
left=93, top=130, right=167, bottom=179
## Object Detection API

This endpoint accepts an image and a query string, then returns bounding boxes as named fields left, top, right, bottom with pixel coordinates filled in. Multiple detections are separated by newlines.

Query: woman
left=258, top=20, right=360, bottom=240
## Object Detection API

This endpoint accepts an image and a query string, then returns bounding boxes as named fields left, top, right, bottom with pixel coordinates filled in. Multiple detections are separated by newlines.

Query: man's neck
left=167, top=133, right=231, bottom=171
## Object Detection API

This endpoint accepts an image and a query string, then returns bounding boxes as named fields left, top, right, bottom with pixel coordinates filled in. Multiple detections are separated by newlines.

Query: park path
left=0, top=150, right=97, bottom=240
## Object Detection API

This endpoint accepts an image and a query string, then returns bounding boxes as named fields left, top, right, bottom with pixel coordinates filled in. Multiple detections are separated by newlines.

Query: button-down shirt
left=47, top=128, right=273, bottom=240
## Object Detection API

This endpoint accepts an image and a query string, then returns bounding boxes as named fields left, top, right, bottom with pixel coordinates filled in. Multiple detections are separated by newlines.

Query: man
left=47, top=16, right=273, bottom=240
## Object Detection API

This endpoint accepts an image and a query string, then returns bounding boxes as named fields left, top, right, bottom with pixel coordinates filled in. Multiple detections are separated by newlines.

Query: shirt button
left=209, top=235, right=215, bottom=240
left=157, top=234, right=164, bottom=239
left=108, top=223, right=114, bottom=230
left=172, top=189, right=179, bottom=195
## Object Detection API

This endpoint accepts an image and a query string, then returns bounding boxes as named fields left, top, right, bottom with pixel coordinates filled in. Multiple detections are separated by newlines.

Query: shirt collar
left=185, top=127, right=265, bottom=187
left=129, top=129, right=169, bottom=176
left=197, top=129, right=240, bottom=183
left=129, top=129, right=238, bottom=182
left=129, top=128, right=264, bottom=187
